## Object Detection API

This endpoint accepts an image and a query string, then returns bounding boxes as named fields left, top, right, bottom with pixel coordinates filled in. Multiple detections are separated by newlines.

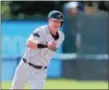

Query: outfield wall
left=62, top=11, right=108, bottom=81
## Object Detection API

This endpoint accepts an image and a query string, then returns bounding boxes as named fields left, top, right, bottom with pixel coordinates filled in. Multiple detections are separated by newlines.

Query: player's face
left=53, top=19, right=62, bottom=28
left=49, top=19, right=62, bottom=29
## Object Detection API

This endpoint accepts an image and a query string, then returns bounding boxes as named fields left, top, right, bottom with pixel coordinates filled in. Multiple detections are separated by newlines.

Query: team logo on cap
left=57, top=14, right=62, bottom=19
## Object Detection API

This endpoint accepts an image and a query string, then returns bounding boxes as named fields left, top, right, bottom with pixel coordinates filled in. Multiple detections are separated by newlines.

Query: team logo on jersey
left=33, top=31, right=40, bottom=37
left=49, top=47, right=57, bottom=52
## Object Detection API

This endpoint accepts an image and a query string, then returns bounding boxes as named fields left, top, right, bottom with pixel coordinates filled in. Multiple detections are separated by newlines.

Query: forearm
left=27, top=40, right=48, bottom=49
left=27, top=40, right=57, bottom=51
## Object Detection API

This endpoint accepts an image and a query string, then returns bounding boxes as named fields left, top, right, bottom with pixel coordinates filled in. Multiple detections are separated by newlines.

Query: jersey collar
left=47, top=25, right=59, bottom=41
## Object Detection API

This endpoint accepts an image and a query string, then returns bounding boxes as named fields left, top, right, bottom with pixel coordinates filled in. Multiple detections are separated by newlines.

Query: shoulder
left=32, top=25, right=47, bottom=34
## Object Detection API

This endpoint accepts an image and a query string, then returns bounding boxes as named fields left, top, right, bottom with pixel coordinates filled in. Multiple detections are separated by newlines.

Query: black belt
left=23, top=58, right=47, bottom=69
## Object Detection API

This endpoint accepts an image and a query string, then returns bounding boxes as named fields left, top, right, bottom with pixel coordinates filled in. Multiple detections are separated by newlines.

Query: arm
left=26, top=29, right=62, bottom=50
left=26, top=32, right=56, bottom=50
left=27, top=40, right=58, bottom=50
left=27, top=40, right=48, bottom=49
left=26, top=29, right=48, bottom=49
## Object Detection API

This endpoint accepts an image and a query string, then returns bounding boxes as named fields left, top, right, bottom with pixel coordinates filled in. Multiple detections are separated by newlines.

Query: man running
left=11, top=10, right=65, bottom=89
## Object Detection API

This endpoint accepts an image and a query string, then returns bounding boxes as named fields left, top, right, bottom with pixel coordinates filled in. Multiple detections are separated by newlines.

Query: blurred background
left=1, top=1, right=108, bottom=89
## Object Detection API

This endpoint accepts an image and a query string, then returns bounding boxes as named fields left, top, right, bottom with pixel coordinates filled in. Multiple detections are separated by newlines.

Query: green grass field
left=2, top=79, right=108, bottom=89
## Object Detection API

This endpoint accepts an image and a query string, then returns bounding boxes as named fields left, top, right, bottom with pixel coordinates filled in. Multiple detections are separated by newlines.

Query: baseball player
left=11, top=10, right=65, bottom=89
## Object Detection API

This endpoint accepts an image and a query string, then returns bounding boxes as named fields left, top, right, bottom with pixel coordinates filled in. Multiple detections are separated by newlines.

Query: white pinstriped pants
left=11, top=59, right=47, bottom=89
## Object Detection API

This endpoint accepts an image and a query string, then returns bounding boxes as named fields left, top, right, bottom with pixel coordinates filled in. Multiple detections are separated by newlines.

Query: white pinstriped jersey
left=23, top=25, right=65, bottom=66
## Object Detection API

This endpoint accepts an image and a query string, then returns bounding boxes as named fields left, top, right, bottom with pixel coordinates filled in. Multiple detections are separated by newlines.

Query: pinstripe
left=40, top=26, right=50, bottom=66
left=11, top=25, right=65, bottom=89
left=38, top=26, right=49, bottom=66
left=11, top=60, right=29, bottom=89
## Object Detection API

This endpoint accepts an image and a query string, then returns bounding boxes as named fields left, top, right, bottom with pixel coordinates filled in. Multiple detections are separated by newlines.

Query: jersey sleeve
left=27, top=28, right=45, bottom=42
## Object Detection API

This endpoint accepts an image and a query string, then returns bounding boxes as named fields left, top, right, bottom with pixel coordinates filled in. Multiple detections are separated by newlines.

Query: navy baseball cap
left=48, top=10, right=63, bottom=21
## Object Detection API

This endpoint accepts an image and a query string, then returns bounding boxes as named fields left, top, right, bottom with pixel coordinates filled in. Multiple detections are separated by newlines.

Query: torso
left=23, top=25, right=64, bottom=66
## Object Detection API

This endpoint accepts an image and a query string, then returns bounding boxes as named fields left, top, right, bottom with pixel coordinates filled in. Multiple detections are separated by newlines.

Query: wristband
left=37, top=43, right=48, bottom=48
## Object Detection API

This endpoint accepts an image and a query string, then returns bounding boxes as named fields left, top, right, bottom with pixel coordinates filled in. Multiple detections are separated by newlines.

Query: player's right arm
left=26, top=28, right=56, bottom=50
left=26, top=28, right=47, bottom=49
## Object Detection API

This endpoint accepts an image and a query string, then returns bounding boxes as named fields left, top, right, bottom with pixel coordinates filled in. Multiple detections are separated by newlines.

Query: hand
left=48, top=41, right=57, bottom=51
left=48, top=41, right=56, bottom=48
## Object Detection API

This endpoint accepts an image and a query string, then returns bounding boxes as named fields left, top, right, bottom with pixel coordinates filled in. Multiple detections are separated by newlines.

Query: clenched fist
left=47, top=41, right=57, bottom=51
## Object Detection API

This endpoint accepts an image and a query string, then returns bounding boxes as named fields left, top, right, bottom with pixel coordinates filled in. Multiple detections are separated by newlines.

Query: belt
left=23, top=58, right=47, bottom=69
